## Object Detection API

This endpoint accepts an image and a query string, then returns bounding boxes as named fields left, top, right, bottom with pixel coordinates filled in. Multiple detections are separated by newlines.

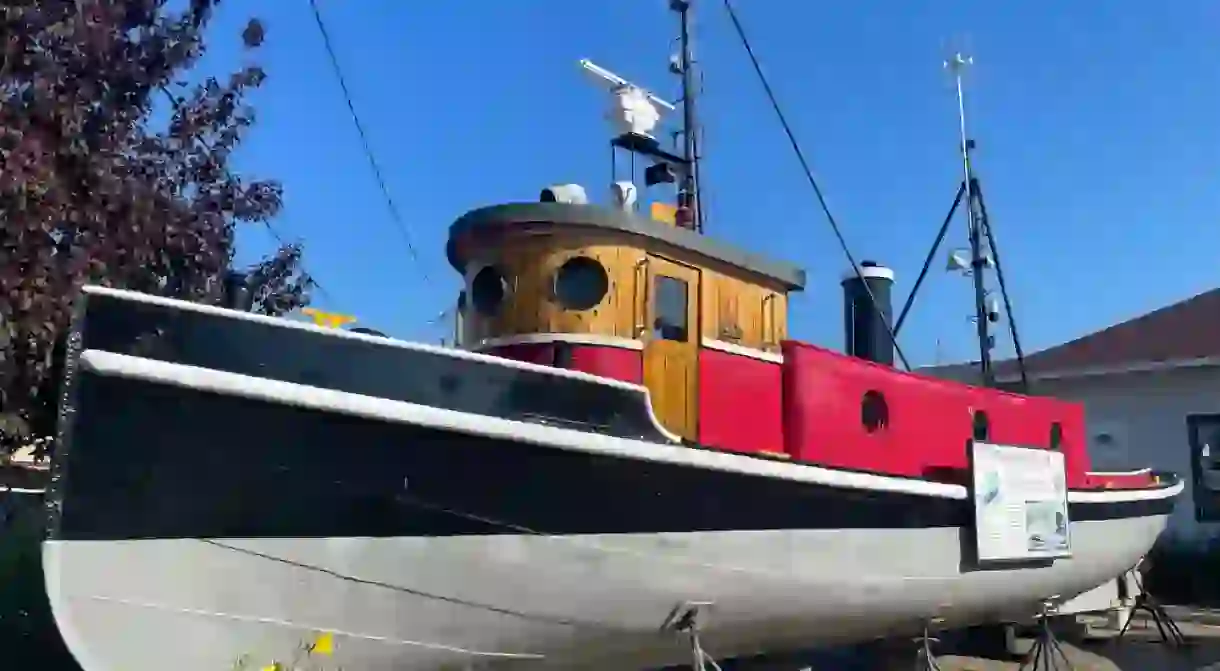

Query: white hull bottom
left=45, top=515, right=1166, bottom=671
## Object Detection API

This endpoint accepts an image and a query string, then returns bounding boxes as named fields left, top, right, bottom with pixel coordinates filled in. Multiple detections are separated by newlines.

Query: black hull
left=72, top=290, right=669, bottom=442
left=48, top=288, right=1178, bottom=544
left=0, top=490, right=76, bottom=671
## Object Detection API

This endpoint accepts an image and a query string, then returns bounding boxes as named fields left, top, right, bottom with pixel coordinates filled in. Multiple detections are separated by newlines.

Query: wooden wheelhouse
left=446, top=201, right=804, bottom=451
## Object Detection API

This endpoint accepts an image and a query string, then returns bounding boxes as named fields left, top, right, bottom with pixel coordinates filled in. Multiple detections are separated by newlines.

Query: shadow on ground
left=673, top=618, right=1220, bottom=670
left=923, top=620, right=1220, bottom=671
left=1075, top=622, right=1220, bottom=671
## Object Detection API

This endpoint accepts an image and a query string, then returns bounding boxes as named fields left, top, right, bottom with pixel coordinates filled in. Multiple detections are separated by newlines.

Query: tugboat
left=42, top=3, right=1180, bottom=670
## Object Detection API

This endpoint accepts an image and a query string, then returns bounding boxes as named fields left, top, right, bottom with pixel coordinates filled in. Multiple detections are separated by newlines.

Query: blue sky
left=199, top=0, right=1220, bottom=366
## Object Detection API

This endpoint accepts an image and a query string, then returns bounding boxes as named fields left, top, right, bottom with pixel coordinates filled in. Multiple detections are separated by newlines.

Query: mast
left=671, top=0, right=703, bottom=233
left=581, top=4, right=702, bottom=230
left=946, top=52, right=994, bottom=387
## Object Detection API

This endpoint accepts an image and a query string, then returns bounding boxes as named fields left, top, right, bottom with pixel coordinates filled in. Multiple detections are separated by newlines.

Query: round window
left=553, top=256, right=609, bottom=311
left=470, top=265, right=508, bottom=316
left=861, top=390, right=889, bottom=433
left=972, top=410, right=990, bottom=442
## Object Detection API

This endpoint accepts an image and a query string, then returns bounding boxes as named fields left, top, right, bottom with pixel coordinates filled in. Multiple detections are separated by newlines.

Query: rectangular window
left=653, top=275, right=689, bottom=342
left=1188, top=414, right=1220, bottom=522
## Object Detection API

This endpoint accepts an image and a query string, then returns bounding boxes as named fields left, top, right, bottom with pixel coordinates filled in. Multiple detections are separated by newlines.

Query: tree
left=0, top=0, right=312, bottom=454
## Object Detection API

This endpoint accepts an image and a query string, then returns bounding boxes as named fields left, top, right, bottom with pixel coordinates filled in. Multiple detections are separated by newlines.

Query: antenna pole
left=973, top=178, right=1030, bottom=391
left=672, top=0, right=703, bottom=233
left=946, top=52, right=994, bottom=386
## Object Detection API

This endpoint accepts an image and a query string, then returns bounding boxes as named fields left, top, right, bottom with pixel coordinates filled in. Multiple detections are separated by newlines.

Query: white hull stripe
left=78, top=350, right=1182, bottom=505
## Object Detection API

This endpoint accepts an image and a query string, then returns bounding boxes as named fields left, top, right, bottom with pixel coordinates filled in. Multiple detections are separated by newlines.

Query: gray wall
left=1033, top=366, right=1220, bottom=545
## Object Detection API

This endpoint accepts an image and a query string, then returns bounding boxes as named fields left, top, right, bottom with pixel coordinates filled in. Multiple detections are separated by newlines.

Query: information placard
left=971, top=441, right=1071, bottom=562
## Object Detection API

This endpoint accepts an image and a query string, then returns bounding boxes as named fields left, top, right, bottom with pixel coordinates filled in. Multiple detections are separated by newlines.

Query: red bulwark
left=780, top=341, right=1091, bottom=487
left=484, top=343, right=643, bottom=385
left=567, top=345, right=643, bottom=385
left=486, top=343, right=556, bottom=367
left=697, top=347, right=785, bottom=456
left=487, top=338, right=1096, bottom=489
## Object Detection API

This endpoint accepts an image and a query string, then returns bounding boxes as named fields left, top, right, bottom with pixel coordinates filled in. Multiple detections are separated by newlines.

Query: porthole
left=972, top=410, right=990, bottom=442
left=470, top=265, right=508, bottom=316
left=861, top=390, right=889, bottom=433
left=553, top=256, right=609, bottom=311
left=1050, top=422, right=1063, bottom=451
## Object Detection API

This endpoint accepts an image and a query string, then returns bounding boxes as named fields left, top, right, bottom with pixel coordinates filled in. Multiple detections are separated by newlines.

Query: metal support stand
left=913, top=620, right=944, bottom=671
left=684, top=626, right=723, bottom=671
left=1116, top=566, right=1188, bottom=647
left=662, top=601, right=722, bottom=671
left=1019, top=599, right=1074, bottom=671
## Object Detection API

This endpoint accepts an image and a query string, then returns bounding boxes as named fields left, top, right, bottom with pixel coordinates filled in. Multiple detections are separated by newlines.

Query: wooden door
left=642, top=256, right=700, bottom=441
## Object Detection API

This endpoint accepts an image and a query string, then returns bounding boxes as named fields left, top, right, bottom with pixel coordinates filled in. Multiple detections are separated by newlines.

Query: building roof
left=923, top=288, right=1220, bottom=381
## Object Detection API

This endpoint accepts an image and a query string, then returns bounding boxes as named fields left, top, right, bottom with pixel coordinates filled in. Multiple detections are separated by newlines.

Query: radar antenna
left=576, top=1, right=704, bottom=231
left=578, top=59, right=676, bottom=139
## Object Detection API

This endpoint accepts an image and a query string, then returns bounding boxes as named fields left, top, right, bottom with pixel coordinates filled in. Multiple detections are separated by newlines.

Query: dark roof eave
left=446, top=202, right=807, bottom=292
left=923, top=355, right=1220, bottom=384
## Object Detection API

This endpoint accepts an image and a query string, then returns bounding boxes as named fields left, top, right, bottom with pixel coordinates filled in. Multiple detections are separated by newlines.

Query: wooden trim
left=701, top=338, right=784, bottom=364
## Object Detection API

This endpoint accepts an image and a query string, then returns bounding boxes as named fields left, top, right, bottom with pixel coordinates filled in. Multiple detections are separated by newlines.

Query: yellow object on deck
left=650, top=201, right=677, bottom=225
left=301, top=308, right=357, bottom=330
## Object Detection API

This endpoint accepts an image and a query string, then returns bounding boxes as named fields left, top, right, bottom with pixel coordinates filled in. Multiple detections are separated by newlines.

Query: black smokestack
left=842, top=261, right=895, bottom=366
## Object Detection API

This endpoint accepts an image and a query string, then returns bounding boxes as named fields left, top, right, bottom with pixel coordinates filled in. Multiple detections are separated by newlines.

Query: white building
left=923, top=288, right=1220, bottom=545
